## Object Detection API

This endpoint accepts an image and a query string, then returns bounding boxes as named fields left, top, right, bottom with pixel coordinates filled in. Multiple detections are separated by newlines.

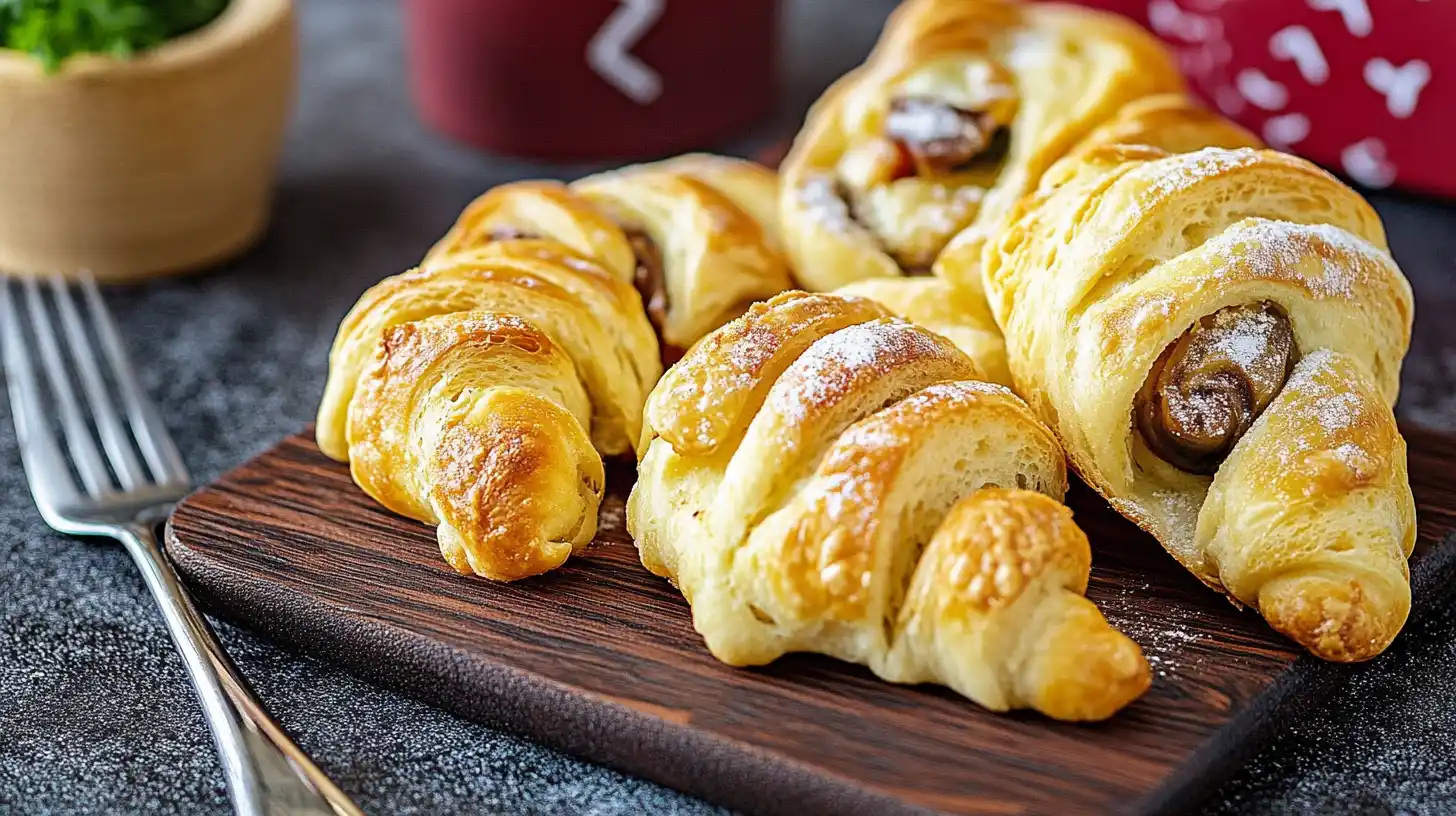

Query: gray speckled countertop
left=3, top=1, right=1456, bottom=814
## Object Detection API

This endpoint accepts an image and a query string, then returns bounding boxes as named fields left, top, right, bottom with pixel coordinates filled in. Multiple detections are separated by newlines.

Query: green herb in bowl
left=0, top=0, right=231, bottom=71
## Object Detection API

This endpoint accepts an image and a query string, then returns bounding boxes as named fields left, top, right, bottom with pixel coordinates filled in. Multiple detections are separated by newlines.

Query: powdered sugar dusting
left=822, top=381, right=1011, bottom=493
left=1314, top=391, right=1363, bottom=434
left=917, top=184, right=986, bottom=239
left=1330, top=442, right=1367, bottom=469
left=766, top=320, right=946, bottom=426
left=1137, top=148, right=1261, bottom=211
left=854, top=180, right=986, bottom=268
left=799, top=174, right=860, bottom=235
left=1165, top=390, right=1236, bottom=442
left=1208, top=308, right=1282, bottom=369
left=1212, top=219, right=1390, bottom=299
left=1285, top=350, right=1364, bottom=437
left=1098, top=580, right=1202, bottom=680
left=885, top=99, right=970, bottom=144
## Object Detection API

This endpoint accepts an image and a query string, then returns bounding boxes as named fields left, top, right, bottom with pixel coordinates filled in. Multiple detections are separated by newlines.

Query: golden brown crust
left=572, top=168, right=794, bottom=350
left=317, top=246, right=659, bottom=461
left=317, top=152, right=790, bottom=580
left=1203, top=350, right=1415, bottom=661
left=715, top=319, right=984, bottom=546
left=317, top=243, right=659, bottom=580
left=423, top=181, right=638, bottom=280
left=424, top=156, right=793, bottom=356
left=643, top=291, right=892, bottom=456
left=628, top=293, right=1148, bottom=719
left=899, top=489, right=1150, bottom=720
left=348, top=313, right=604, bottom=581
left=1073, top=93, right=1263, bottom=157
left=984, top=145, right=1416, bottom=661
left=762, top=380, right=1054, bottom=620
left=592, top=152, right=785, bottom=251
left=920, top=489, right=1091, bottom=613
left=780, top=0, right=1185, bottom=293
left=834, top=276, right=1012, bottom=387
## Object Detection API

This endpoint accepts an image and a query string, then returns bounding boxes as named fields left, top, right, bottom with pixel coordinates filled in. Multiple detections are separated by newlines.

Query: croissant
left=627, top=291, right=1150, bottom=720
left=779, top=0, right=1183, bottom=293
left=975, top=146, right=1417, bottom=661
left=316, top=242, right=661, bottom=580
left=425, top=154, right=793, bottom=358
left=834, top=277, right=1011, bottom=388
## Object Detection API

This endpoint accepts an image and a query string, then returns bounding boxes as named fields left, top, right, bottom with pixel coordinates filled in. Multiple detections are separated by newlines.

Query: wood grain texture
left=166, top=426, right=1456, bottom=816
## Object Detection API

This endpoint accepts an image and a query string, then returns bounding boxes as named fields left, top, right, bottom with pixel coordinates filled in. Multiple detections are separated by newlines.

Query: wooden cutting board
left=166, top=425, right=1456, bottom=816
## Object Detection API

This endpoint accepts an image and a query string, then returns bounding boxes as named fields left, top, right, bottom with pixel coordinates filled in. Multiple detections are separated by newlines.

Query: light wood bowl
left=0, top=0, right=296, bottom=281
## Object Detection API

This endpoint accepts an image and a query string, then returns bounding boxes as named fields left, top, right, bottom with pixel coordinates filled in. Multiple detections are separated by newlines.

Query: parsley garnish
left=0, top=0, right=231, bottom=72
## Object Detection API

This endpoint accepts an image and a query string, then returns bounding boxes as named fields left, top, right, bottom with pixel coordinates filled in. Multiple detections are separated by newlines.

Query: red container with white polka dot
left=1054, top=0, right=1455, bottom=198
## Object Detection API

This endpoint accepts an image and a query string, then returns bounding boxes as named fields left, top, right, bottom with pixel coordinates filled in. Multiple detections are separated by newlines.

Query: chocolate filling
left=1135, top=302, right=1297, bottom=475
left=624, top=227, right=667, bottom=330
left=812, top=97, right=1008, bottom=276
left=885, top=96, right=1005, bottom=176
left=486, top=226, right=541, bottom=242
left=800, top=176, right=935, bottom=277
left=623, top=226, right=675, bottom=348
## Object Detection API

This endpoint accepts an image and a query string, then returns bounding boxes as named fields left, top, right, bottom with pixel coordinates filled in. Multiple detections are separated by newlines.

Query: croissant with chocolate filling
left=779, top=0, right=1182, bottom=293
left=425, top=154, right=793, bottom=359
left=974, top=146, right=1416, bottom=661
left=316, top=242, right=661, bottom=580
left=627, top=292, right=1150, bottom=720
left=823, top=95, right=1258, bottom=388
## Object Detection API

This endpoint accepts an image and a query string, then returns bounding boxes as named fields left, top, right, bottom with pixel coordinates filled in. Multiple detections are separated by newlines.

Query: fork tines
left=1, top=274, right=189, bottom=504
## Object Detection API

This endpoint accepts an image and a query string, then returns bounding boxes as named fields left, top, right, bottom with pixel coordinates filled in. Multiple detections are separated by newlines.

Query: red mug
left=1051, top=0, right=1456, bottom=198
left=403, top=0, right=779, bottom=160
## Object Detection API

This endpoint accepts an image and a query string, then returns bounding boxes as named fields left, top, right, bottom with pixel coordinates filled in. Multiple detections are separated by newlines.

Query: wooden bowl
left=0, top=0, right=296, bottom=281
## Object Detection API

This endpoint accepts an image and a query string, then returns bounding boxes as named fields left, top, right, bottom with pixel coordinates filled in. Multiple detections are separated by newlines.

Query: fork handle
left=120, top=522, right=364, bottom=816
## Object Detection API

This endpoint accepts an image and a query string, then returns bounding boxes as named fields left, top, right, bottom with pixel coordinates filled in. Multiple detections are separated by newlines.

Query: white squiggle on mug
left=586, top=0, right=665, bottom=105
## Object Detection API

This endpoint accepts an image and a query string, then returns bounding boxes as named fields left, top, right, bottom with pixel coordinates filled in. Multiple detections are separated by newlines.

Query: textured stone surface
left=1, top=1, right=1454, bottom=814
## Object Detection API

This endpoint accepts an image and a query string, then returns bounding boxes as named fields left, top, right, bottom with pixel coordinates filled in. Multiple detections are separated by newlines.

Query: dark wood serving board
left=166, top=425, right=1456, bottom=816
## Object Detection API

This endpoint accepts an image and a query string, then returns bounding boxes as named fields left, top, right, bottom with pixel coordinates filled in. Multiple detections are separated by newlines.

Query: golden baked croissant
left=627, top=291, right=1150, bottom=719
left=834, top=277, right=1011, bottom=387
left=425, top=154, right=793, bottom=358
left=1072, top=93, right=1261, bottom=157
left=316, top=242, right=661, bottom=580
left=1001, top=92, right=1263, bottom=204
left=779, top=0, right=1183, bottom=293
left=835, top=95, right=1258, bottom=385
left=975, top=146, right=1416, bottom=661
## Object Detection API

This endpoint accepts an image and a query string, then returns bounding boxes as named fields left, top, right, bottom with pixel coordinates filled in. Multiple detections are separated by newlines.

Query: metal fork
left=1, top=274, right=363, bottom=816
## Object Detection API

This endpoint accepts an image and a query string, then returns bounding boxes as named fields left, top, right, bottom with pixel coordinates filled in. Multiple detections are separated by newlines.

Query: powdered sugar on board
left=1098, top=580, right=1204, bottom=680
left=1206, top=575, right=1456, bottom=815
